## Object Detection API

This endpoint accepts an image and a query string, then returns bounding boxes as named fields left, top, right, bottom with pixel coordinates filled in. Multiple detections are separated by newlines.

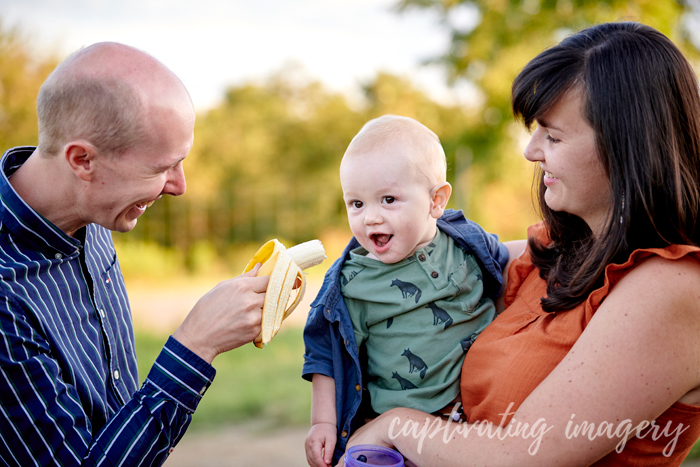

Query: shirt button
left=355, top=384, right=361, bottom=391
left=199, top=386, right=207, bottom=395
left=341, top=430, right=348, bottom=438
left=431, top=271, right=439, bottom=278
left=418, top=254, right=426, bottom=261
left=100, top=309, right=106, bottom=318
left=113, top=370, right=120, bottom=380
left=54, top=253, right=62, bottom=259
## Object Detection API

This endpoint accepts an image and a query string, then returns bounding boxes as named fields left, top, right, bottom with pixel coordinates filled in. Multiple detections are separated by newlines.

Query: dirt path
left=163, top=421, right=309, bottom=466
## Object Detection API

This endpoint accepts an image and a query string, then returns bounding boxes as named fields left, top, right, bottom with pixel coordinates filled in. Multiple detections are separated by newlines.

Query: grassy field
left=135, top=327, right=312, bottom=430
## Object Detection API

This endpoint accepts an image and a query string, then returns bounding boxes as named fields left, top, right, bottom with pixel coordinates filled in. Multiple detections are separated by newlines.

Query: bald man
left=0, top=42, right=267, bottom=466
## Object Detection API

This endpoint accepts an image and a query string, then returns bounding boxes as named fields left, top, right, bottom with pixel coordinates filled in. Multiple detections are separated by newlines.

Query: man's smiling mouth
left=135, top=200, right=155, bottom=210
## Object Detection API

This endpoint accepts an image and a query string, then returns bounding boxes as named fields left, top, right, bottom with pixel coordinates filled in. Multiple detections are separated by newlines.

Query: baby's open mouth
left=371, top=233, right=393, bottom=248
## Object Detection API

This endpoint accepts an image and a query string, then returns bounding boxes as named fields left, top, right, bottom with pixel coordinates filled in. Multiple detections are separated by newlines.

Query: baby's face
left=340, top=144, right=438, bottom=264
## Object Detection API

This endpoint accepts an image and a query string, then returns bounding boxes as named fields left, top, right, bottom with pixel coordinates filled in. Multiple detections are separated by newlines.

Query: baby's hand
left=305, top=422, right=337, bottom=467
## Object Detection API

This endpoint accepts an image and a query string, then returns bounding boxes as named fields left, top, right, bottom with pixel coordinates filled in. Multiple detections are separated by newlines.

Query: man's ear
left=429, top=182, right=452, bottom=219
left=64, top=142, right=95, bottom=181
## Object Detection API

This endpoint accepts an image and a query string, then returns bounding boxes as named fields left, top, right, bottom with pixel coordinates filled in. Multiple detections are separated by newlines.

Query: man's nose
left=163, top=162, right=186, bottom=196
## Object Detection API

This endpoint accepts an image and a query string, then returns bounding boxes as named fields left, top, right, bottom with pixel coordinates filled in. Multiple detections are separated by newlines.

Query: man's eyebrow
left=155, top=158, right=185, bottom=171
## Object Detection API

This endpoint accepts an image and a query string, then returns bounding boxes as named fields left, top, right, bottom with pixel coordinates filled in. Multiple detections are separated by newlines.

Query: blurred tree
left=389, top=0, right=697, bottom=238
left=393, top=0, right=695, bottom=168
left=122, top=65, right=365, bottom=268
left=123, top=67, right=486, bottom=270
left=0, top=21, right=58, bottom=150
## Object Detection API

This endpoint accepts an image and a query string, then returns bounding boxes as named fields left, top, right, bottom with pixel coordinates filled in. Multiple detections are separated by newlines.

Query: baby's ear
left=429, top=182, right=452, bottom=219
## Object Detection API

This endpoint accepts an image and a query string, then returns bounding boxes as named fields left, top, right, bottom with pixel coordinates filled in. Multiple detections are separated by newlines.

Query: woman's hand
left=338, top=409, right=425, bottom=467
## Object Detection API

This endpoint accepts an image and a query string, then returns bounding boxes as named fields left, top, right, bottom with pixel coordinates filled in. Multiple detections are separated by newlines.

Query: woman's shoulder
left=607, top=244, right=700, bottom=283
left=602, top=245, right=700, bottom=319
left=621, top=245, right=700, bottom=281
left=588, top=244, right=700, bottom=307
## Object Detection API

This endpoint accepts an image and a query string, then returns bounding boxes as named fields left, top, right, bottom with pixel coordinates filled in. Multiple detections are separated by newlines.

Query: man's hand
left=306, top=422, right=337, bottom=467
left=172, top=264, right=269, bottom=363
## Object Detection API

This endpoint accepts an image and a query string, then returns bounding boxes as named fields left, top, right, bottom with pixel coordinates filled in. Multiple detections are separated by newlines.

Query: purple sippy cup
left=343, top=444, right=405, bottom=467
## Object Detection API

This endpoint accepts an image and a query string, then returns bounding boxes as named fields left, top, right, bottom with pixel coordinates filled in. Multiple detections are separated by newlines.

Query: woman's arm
left=343, top=255, right=700, bottom=466
left=495, top=240, right=527, bottom=313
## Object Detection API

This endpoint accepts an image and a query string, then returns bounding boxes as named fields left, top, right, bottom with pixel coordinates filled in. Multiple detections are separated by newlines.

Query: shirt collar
left=0, top=147, right=82, bottom=257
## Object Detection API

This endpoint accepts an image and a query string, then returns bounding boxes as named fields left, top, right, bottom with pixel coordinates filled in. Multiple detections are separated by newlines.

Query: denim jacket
left=302, top=209, right=509, bottom=464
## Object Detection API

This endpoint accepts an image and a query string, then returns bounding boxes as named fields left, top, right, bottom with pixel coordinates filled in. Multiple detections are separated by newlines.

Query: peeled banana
left=244, top=239, right=326, bottom=348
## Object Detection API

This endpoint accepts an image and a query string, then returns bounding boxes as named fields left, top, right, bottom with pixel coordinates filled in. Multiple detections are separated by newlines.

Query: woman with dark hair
left=339, top=22, right=700, bottom=466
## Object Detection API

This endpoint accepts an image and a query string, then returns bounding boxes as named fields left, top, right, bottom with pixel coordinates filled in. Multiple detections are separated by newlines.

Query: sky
left=0, top=0, right=469, bottom=111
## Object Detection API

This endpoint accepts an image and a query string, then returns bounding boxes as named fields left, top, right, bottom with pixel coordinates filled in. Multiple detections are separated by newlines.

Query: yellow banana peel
left=244, top=239, right=326, bottom=348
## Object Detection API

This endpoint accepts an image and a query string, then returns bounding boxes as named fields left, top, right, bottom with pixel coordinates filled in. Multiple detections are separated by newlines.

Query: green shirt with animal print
left=340, top=227, right=496, bottom=415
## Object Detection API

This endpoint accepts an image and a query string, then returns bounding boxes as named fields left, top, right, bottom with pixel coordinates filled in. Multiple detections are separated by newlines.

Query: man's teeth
left=137, top=201, right=155, bottom=209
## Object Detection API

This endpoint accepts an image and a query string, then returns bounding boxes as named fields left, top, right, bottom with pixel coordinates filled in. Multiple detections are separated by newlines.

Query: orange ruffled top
left=460, top=222, right=700, bottom=466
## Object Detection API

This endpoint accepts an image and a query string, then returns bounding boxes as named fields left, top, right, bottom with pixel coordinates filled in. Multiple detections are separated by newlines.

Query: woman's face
left=523, top=88, right=611, bottom=236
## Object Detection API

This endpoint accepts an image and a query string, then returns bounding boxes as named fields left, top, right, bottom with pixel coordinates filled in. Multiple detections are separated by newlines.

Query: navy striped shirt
left=0, top=147, right=216, bottom=466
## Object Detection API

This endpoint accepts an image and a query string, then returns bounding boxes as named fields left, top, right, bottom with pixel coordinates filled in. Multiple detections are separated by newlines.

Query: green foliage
left=386, top=0, right=698, bottom=238
left=122, top=65, right=497, bottom=267
left=0, top=21, right=58, bottom=149
left=135, top=328, right=311, bottom=429
left=394, top=0, right=694, bottom=174
left=114, top=240, right=187, bottom=282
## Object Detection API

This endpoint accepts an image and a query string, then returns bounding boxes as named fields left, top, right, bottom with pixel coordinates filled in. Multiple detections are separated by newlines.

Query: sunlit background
left=2, top=1, right=700, bottom=465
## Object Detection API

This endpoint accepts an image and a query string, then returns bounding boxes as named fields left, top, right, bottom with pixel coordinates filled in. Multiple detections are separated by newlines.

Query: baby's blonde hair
left=343, top=115, right=447, bottom=186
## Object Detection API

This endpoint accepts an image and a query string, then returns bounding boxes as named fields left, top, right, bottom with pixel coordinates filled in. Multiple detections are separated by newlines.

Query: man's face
left=85, top=102, right=194, bottom=233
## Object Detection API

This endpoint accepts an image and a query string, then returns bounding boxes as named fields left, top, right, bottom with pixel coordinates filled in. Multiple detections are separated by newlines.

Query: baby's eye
left=351, top=200, right=363, bottom=209
left=383, top=196, right=395, bottom=204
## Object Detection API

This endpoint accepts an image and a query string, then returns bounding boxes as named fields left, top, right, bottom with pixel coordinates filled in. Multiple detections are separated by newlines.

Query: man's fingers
left=240, top=263, right=270, bottom=294
left=244, top=263, right=262, bottom=275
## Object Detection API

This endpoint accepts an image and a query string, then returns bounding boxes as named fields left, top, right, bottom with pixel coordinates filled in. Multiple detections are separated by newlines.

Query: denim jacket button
left=355, top=384, right=361, bottom=391
left=341, top=430, right=348, bottom=438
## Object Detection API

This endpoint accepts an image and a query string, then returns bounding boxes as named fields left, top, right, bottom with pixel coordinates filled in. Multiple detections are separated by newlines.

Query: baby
left=302, top=115, right=508, bottom=466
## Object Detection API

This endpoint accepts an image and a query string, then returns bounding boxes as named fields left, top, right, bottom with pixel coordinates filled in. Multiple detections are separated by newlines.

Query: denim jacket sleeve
left=437, top=209, right=509, bottom=298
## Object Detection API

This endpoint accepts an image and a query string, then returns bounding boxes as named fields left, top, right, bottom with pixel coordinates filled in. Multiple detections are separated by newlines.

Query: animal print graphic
left=460, top=332, right=479, bottom=352
left=392, top=371, right=417, bottom=390
left=390, top=279, right=422, bottom=303
left=401, top=348, right=428, bottom=379
left=341, top=270, right=359, bottom=286
left=426, top=301, right=453, bottom=329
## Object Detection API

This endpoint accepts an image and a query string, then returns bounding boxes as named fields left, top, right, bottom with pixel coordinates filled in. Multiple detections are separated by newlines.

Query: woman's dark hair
left=511, top=22, right=700, bottom=312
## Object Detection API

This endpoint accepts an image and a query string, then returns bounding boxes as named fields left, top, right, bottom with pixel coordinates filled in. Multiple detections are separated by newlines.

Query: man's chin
left=112, top=217, right=138, bottom=233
